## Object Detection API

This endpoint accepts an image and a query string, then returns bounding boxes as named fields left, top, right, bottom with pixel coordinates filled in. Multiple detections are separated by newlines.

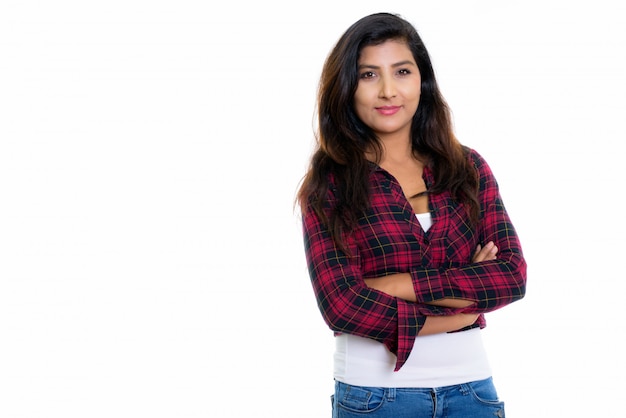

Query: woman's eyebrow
left=358, top=60, right=417, bottom=69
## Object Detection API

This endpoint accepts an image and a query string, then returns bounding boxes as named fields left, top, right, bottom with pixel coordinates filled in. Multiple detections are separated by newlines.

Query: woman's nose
left=378, top=77, right=397, bottom=99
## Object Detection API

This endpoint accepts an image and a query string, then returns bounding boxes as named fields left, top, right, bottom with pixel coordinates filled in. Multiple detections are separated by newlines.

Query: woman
left=297, top=12, right=526, bottom=418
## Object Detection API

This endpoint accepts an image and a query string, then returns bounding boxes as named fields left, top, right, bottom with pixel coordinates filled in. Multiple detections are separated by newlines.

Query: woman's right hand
left=419, top=242, right=498, bottom=335
left=472, top=241, right=498, bottom=262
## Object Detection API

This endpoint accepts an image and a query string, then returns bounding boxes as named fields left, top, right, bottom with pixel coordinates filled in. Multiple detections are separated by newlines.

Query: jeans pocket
left=464, top=377, right=505, bottom=408
left=335, top=382, right=385, bottom=413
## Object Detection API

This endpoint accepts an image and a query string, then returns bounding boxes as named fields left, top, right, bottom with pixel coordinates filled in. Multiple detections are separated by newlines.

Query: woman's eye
left=398, top=68, right=411, bottom=75
left=360, top=71, right=375, bottom=79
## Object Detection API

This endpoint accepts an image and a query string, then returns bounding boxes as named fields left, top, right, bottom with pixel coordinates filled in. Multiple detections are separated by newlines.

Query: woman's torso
left=336, top=206, right=491, bottom=388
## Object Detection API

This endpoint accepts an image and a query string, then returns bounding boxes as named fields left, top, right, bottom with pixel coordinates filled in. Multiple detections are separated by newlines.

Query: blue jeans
left=331, top=377, right=505, bottom=418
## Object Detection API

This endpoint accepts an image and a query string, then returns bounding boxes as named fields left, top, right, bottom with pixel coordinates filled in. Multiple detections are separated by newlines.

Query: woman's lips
left=375, top=106, right=401, bottom=115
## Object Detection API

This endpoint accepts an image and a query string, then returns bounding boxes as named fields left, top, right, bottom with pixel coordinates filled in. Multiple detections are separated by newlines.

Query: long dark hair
left=297, top=12, right=479, bottom=250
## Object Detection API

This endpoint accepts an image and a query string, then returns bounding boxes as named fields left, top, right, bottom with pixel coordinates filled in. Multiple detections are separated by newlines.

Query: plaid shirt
left=302, top=148, right=527, bottom=371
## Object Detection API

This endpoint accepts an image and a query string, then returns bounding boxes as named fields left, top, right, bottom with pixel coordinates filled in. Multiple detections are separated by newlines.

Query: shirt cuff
left=388, top=301, right=426, bottom=371
left=410, top=267, right=446, bottom=303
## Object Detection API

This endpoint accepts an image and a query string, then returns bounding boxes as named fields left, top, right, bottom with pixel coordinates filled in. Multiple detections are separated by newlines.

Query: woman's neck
left=366, top=133, right=414, bottom=166
left=379, top=135, right=415, bottom=167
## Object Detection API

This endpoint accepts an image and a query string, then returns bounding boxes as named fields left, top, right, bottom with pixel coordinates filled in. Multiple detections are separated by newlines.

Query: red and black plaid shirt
left=302, top=148, right=527, bottom=371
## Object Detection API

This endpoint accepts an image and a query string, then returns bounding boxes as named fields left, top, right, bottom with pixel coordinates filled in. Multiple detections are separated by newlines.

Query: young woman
left=297, top=12, right=527, bottom=417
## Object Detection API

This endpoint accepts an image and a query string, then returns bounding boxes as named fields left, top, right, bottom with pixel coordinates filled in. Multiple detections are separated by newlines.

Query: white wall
left=1, top=1, right=624, bottom=417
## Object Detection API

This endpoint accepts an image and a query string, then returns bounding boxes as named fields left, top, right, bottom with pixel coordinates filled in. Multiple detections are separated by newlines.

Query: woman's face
left=354, top=39, right=421, bottom=141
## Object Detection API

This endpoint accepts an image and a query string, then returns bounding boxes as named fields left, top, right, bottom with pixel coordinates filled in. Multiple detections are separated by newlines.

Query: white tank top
left=333, top=212, right=492, bottom=388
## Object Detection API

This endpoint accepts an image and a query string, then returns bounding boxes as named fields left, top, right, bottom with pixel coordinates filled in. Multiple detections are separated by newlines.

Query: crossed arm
left=364, top=242, right=499, bottom=335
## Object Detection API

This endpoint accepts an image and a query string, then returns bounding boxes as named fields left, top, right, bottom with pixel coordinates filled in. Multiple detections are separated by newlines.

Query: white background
left=1, top=1, right=624, bottom=417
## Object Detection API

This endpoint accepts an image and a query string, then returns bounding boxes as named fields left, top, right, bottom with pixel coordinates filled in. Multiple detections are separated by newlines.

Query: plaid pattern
left=302, top=148, right=526, bottom=371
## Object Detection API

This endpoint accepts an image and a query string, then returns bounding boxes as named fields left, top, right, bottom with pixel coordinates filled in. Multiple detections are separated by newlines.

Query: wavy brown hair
left=297, top=12, right=479, bottom=251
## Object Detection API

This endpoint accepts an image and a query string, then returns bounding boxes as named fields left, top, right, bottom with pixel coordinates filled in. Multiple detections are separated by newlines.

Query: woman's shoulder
left=464, top=146, right=484, bottom=164
left=462, top=146, right=501, bottom=197
left=463, top=146, right=493, bottom=174
left=302, top=171, right=339, bottom=212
